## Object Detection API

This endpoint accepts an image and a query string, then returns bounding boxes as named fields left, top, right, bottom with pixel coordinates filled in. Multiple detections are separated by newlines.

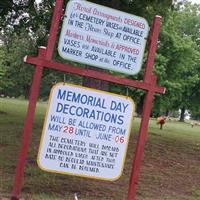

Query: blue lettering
left=56, top=103, right=64, bottom=112
left=50, top=115, right=57, bottom=122
left=48, top=123, right=62, bottom=132
left=56, top=103, right=70, bottom=114
left=71, top=93, right=81, bottom=102
left=117, top=115, right=124, bottom=125
left=96, top=133, right=112, bottom=141
left=69, top=105, right=76, bottom=115
left=110, top=101, right=129, bottom=113
left=63, top=104, right=69, bottom=114
left=66, top=91, right=73, bottom=101
left=57, top=89, right=66, bottom=100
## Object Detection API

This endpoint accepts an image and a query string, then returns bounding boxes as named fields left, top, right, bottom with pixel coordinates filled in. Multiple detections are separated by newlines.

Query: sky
left=189, top=0, right=200, bottom=3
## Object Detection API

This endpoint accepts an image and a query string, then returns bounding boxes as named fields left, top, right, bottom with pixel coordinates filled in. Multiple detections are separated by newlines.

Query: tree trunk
left=180, top=106, right=185, bottom=122
left=165, top=109, right=169, bottom=117
left=82, top=0, right=120, bottom=90
left=136, top=95, right=144, bottom=116
left=82, top=67, right=109, bottom=91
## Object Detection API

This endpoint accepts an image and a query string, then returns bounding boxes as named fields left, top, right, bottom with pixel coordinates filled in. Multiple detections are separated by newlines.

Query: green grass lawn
left=0, top=98, right=200, bottom=200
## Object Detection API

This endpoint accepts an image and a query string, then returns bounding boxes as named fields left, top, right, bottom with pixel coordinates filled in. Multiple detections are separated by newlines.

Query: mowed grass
left=0, top=98, right=200, bottom=200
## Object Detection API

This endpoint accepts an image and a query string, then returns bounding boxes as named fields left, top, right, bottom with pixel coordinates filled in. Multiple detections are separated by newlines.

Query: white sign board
left=58, top=0, right=149, bottom=75
left=37, top=83, right=135, bottom=181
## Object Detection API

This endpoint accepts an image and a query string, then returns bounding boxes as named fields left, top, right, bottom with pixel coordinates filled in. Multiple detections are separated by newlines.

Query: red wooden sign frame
left=10, top=1, right=165, bottom=200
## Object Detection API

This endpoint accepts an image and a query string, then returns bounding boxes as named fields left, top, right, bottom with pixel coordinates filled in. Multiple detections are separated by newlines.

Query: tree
left=2, top=29, right=37, bottom=98
left=0, top=0, right=175, bottom=101
left=153, top=2, right=200, bottom=121
left=128, top=0, right=173, bottom=22
left=0, top=46, right=6, bottom=94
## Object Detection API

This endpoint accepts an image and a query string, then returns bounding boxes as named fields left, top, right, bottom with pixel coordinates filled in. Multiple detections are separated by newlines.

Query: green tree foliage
left=0, top=47, right=6, bottom=93
left=127, top=0, right=172, bottom=22
left=2, top=29, right=36, bottom=97
left=153, top=2, right=200, bottom=120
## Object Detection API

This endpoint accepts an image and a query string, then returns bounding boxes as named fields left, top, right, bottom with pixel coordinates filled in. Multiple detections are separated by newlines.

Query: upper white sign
left=58, top=0, right=149, bottom=75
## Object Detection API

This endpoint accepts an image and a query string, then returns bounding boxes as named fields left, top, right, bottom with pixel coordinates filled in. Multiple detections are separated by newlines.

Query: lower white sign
left=37, top=83, right=135, bottom=181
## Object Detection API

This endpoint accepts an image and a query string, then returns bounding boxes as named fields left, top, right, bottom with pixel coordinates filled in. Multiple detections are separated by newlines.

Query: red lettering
left=124, top=18, right=145, bottom=29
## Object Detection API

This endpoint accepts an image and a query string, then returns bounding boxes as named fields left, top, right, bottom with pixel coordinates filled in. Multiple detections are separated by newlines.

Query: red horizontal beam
left=25, top=56, right=165, bottom=94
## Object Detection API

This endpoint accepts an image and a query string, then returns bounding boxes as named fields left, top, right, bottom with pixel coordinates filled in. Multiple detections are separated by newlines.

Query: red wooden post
left=11, top=48, right=45, bottom=200
left=46, top=0, right=64, bottom=60
left=25, top=56, right=165, bottom=94
left=128, top=16, right=162, bottom=200
left=144, top=16, right=162, bottom=83
left=10, top=1, right=64, bottom=199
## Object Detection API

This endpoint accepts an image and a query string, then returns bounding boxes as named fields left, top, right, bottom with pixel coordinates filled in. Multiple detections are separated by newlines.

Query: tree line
left=0, top=0, right=200, bottom=121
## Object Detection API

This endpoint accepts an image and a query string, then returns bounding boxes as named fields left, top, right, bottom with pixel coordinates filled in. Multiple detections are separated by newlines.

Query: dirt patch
left=137, top=133, right=200, bottom=199
left=1, top=106, right=200, bottom=200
